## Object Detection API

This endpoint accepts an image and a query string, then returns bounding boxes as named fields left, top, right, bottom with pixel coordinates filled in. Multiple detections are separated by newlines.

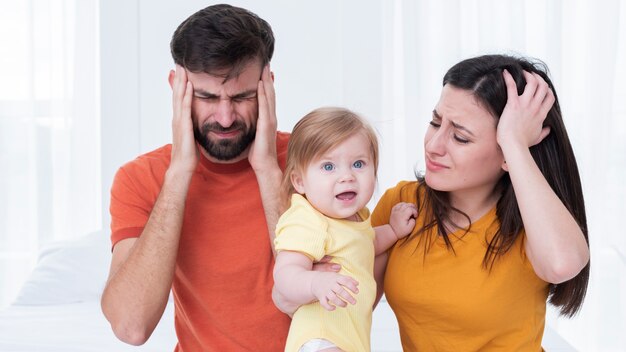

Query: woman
left=371, top=54, right=590, bottom=351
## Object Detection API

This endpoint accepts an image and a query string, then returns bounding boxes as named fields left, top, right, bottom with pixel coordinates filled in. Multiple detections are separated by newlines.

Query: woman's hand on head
left=497, top=69, right=554, bottom=152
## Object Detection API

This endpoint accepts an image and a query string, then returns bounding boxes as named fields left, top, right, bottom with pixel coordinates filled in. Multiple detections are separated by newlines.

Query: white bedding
left=0, top=301, right=176, bottom=351
left=0, top=230, right=177, bottom=351
left=0, top=230, right=574, bottom=351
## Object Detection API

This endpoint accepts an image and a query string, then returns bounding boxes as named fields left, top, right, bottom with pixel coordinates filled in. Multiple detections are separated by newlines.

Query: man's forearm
left=102, top=169, right=191, bottom=345
left=254, top=163, right=285, bottom=256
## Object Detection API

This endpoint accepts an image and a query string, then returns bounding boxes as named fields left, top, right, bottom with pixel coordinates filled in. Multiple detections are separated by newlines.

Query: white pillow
left=12, top=230, right=111, bottom=305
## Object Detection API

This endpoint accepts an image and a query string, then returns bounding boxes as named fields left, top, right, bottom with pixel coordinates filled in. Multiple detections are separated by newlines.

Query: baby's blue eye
left=353, top=160, right=364, bottom=169
left=322, top=163, right=335, bottom=171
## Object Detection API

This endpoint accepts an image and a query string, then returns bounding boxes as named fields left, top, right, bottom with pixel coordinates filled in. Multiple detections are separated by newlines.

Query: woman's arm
left=498, top=70, right=589, bottom=284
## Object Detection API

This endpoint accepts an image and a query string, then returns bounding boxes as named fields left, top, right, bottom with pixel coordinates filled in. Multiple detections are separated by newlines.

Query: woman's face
left=424, top=85, right=506, bottom=201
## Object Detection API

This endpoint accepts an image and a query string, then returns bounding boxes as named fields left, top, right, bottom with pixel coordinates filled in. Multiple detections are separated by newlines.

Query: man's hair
left=170, top=4, right=275, bottom=80
left=282, top=107, right=379, bottom=199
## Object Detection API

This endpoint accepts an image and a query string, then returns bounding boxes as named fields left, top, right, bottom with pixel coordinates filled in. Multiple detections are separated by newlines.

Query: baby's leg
left=299, top=339, right=344, bottom=352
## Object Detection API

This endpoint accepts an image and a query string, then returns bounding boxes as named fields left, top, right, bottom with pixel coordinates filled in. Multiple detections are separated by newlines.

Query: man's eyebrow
left=193, top=89, right=257, bottom=99
left=193, top=89, right=218, bottom=98
left=230, top=89, right=258, bottom=99
left=432, top=109, right=442, bottom=119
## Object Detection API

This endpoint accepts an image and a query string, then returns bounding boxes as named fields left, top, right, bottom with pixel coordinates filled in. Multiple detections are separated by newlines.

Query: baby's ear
left=290, top=172, right=305, bottom=194
left=501, top=159, right=509, bottom=172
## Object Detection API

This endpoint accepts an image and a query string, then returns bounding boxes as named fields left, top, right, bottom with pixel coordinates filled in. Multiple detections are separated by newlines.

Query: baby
left=273, top=107, right=416, bottom=351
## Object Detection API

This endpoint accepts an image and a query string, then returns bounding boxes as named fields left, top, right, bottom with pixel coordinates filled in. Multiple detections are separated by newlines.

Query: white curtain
left=377, top=0, right=626, bottom=350
left=0, top=0, right=100, bottom=308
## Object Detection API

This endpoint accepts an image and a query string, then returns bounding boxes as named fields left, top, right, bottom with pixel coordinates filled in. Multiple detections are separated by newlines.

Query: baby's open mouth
left=336, top=192, right=356, bottom=200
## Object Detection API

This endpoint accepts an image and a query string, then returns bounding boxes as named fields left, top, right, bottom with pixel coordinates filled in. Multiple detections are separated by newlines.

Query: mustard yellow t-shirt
left=274, top=194, right=376, bottom=352
left=372, top=181, right=550, bottom=352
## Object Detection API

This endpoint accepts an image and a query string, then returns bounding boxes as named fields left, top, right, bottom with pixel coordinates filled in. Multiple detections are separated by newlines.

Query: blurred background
left=0, top=0, right=624, bottom=350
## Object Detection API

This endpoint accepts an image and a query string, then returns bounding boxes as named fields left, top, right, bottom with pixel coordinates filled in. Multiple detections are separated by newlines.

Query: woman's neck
left=447, top=188, right=499, bottom=227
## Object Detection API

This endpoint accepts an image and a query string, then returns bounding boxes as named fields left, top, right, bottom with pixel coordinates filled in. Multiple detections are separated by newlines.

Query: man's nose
left=213, top=99, right=236, bottom=128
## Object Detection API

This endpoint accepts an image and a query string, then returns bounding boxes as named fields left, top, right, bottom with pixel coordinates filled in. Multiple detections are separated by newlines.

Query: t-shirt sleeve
left=276, top=131, right=290, bottom=171
left=109, top=165, right=153, bottom=248
left=274, top=197, right=328, bottom=262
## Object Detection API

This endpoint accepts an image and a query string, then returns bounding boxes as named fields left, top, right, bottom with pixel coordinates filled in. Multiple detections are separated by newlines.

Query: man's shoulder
left=276, top=131, right=290, bottom=168
left=277, top=131, right=290, bottom=151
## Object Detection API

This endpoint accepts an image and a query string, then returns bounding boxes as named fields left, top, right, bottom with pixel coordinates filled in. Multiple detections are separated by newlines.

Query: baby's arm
left=273, top=251, right=359, bottom=311
left=373, top=202, right=417, bottom=255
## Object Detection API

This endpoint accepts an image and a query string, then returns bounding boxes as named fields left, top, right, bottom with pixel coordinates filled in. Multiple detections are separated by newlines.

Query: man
left=101, top=5, right=291, bottom=351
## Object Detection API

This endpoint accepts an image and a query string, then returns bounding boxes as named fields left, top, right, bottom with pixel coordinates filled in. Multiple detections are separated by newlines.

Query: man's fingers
left=318, top=255, right=333, bottom=263
left=312, top=256, right=341, bottom=272
left=257, top=80, right=267, bottom=123
left=182, top=81, right=193, bottom=121
left=261, top=65, right=277, bottom=132
left=173, top=65, right=188, bottom=116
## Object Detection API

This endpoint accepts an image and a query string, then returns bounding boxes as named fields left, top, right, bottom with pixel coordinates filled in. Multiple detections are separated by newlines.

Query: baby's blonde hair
left=282, top=107, right=379, bottom=199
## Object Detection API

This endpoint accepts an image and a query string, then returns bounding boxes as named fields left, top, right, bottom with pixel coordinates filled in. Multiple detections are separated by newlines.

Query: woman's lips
left=426, top=158, right=448, bottom=171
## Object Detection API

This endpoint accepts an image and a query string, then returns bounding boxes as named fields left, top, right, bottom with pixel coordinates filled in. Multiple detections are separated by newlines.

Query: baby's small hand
left=311, top=272, right=359, bottom=311
left=389, top=202, right=417, bottom=239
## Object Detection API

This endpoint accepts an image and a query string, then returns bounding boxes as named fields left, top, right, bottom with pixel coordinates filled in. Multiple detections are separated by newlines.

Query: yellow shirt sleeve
left=274, top=194, right=328, bottom=262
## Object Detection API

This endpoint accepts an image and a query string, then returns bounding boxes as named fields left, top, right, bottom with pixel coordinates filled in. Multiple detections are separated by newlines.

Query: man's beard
left=194, top=120, right=256, bottom=161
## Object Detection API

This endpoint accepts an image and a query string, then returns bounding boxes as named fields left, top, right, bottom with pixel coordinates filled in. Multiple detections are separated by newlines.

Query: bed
left=0, top=230, right=575, bottom=351
left=0, top=230, right=176, bottom=351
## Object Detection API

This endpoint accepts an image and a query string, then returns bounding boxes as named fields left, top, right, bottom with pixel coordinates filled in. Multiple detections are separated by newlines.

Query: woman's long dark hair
left=411, top=54, right=589, bottom=317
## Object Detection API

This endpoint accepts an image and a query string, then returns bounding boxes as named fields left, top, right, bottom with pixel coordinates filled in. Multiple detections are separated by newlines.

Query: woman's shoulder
left=381, top=180, right=421, bottom=202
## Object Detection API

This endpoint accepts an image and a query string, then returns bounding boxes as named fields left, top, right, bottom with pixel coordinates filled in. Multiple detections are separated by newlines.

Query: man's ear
left=168, top=69, right=175, bottom=89
left=291, top=172, right=305, bottom=194
left=270, top=71, right=275, bottom=82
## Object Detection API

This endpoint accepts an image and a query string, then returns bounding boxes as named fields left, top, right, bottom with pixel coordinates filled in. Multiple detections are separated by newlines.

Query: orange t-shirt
left=110, top=132, right=291, bottom=351
left=372, top=181, right=550, bottom=352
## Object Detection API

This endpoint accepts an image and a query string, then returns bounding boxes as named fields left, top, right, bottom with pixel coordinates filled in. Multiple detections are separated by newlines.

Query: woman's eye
left=322, top=163, right=335, bottom=171
left=454, top=135, right=470, bottom=144
left=353, top=160, right=364, bottom=169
